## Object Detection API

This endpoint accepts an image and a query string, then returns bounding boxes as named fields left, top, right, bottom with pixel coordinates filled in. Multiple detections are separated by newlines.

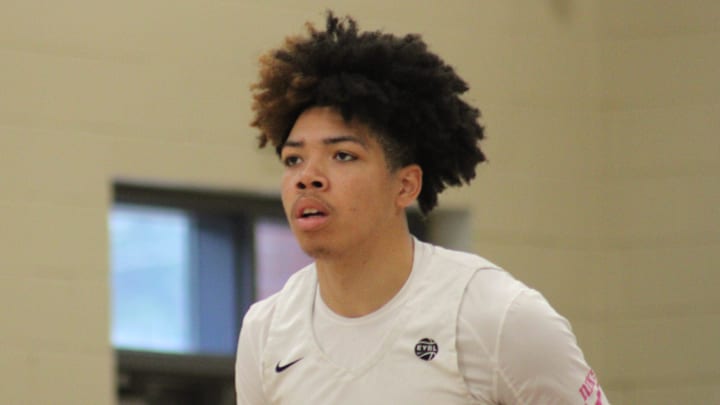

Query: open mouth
left=292, top=199, right=331, bottom=231
left=300, top=208, right=326, bottom=218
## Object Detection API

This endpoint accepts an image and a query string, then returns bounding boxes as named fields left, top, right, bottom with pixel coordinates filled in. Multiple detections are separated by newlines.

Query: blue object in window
left=110, top=204, right=193, bottom=354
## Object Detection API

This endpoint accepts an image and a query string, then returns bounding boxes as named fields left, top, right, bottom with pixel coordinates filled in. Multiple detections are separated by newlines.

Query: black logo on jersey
left=414, top=338, right=438, bottom=361
left=275, top=358, right=303, bottom=373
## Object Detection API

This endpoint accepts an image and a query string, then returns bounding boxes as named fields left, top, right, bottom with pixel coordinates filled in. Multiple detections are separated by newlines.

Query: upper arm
left=494, top=290, right=607, bottom=405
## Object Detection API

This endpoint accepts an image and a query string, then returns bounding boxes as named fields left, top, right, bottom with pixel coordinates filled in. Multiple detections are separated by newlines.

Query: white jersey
left=236, top=239, right=609, bottom=404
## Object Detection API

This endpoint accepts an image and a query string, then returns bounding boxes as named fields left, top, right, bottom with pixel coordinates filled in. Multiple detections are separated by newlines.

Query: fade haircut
left=250, top=11, right=486, bottom=214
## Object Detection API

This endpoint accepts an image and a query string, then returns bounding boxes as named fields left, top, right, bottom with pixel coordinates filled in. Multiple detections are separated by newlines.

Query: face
left=280, top=106, right=416, bottom=259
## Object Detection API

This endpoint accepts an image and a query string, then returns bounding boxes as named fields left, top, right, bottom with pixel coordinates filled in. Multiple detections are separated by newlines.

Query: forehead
left=286, top=107, right=372, bottom=143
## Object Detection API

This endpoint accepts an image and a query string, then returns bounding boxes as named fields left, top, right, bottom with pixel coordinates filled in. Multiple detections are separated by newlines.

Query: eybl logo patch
left=414, top=338, right=438, bottom=361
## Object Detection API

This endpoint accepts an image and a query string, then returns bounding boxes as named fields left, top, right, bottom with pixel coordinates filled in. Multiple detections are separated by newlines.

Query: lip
left=291, top=196, right=331, bottom=232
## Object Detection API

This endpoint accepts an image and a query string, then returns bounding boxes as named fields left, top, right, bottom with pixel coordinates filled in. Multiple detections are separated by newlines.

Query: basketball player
left=235, top=12, right=609, bottom=404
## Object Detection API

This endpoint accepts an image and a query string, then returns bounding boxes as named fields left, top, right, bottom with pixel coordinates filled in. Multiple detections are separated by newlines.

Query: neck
left=315, top=231, right=415, bottom=318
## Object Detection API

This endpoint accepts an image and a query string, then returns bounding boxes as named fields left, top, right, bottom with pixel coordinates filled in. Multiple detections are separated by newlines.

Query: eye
left=282, top=155, right=302, bottom=167
left=334, top=151, right=357, bottom=162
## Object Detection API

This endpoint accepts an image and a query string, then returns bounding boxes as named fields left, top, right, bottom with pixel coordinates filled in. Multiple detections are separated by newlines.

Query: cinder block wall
left=1, top=2, right=717, bottom=404
left=595, top=2, right=720, bottom=403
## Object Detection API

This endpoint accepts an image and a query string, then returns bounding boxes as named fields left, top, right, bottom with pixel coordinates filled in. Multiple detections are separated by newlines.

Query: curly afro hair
left=251, top=11, right=486, bottom=214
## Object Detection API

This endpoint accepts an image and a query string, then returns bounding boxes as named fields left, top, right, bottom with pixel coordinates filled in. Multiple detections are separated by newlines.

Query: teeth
left=302, top=208, right=320, bottom=216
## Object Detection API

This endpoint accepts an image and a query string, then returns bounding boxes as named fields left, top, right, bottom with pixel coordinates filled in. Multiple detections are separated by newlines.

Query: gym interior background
left=1, top=1, right=719, bottom=404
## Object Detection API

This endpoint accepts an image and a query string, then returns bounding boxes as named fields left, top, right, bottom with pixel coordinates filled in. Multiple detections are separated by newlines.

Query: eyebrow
left=282, top=135, right=368, bottom=150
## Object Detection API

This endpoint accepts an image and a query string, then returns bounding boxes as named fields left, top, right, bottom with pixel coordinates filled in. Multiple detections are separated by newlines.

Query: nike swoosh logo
left=275, top=358, right=303, bottom=373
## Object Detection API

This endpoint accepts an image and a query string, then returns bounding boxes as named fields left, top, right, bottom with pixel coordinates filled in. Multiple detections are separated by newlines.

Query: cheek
left=280, top=174, right=295, bottom=212
left=281, top=170, right=298, bottom=194
left=281, top=170, right=293, bottom=187
left=346, top=176, right=396, bottom=214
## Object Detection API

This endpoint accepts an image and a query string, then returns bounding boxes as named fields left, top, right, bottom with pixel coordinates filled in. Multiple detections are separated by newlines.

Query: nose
left=296, top=163, right=328, bottom=191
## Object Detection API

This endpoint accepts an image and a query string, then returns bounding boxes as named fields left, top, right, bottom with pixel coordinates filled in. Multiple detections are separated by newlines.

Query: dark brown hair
left=251, top=12, right=486, bottom=214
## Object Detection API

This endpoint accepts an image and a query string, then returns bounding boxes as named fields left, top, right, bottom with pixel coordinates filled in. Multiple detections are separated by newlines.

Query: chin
left=296, top=235, right=341, bottom=260
left=299, top=244, right=332, bottom=260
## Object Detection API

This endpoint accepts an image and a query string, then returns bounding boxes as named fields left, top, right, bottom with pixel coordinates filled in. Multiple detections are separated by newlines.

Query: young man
left=236, top=12, right=608, bottom=404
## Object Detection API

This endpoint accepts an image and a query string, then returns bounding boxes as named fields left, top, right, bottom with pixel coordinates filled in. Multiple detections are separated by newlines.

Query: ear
left=395, top=164, right=422, bottom=210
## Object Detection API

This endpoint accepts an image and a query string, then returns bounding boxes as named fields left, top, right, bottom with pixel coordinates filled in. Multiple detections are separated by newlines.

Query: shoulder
left=242, top=292, right=280, bottom=335
left=242, top=264, right=315, bottom=334
left=240, top=263, right=315, bottom=348
left=418, top=240, right=526, bottom=327
left=460, top=267, right=575, bottom=356
left=420, top=241, right=527, bottom=316
left=457, top=266, right=597, bottom=403
left=235, top=264, right=316, bottom=401
left=419, top=240, right=502, bottom=273
left=237, top=291, right=281, bottom=368
left=458, top=267, right=532, bottom=350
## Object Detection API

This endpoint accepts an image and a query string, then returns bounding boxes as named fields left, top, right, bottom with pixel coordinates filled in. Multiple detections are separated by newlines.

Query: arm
left=494, top=290, right=608, bottom=405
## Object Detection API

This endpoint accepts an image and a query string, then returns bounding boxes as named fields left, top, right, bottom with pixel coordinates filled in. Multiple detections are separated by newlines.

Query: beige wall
left=1, top=1, right=718, bottom=403
left=595, top=2, right=720, bottom=402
